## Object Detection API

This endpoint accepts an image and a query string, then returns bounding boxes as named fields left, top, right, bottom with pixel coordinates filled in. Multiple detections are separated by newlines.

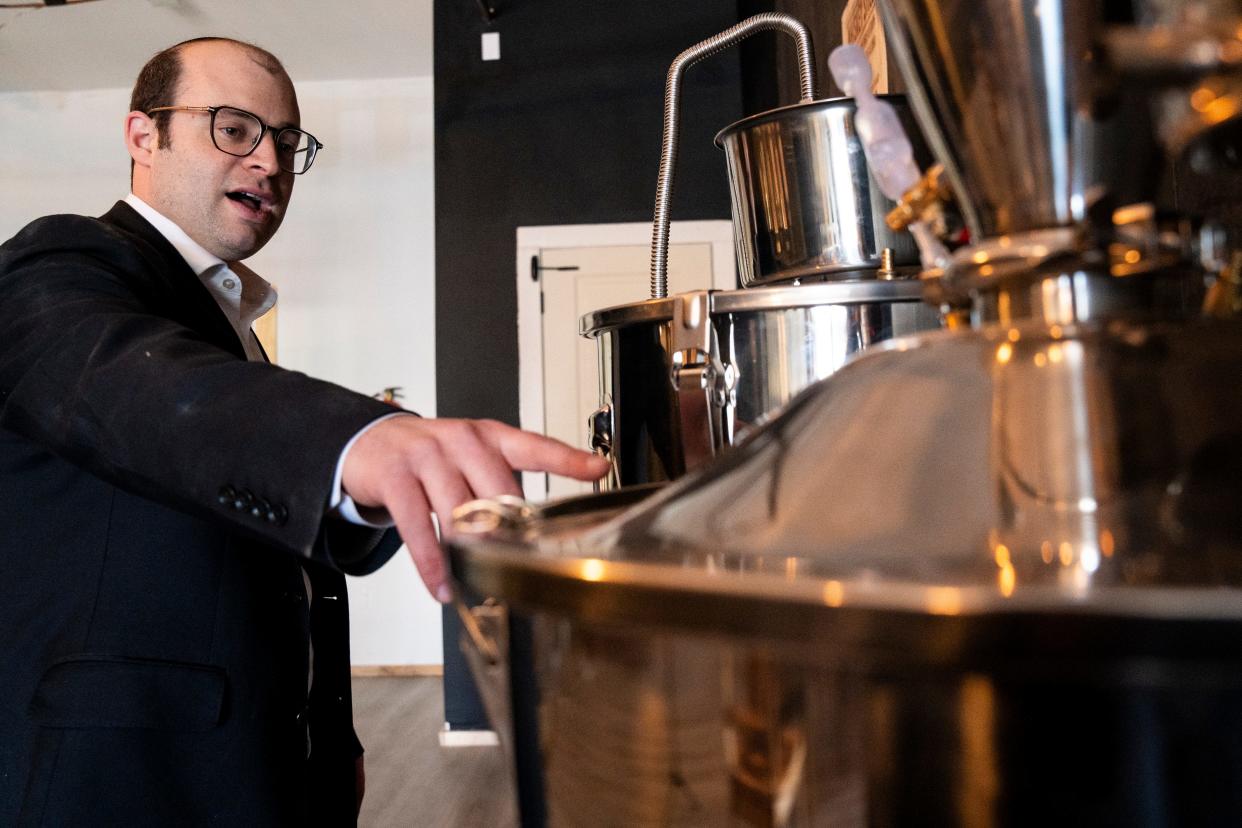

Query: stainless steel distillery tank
left=450, top=314, right=1242, bottom=827
left=645, top=15, right=932, bottom=294
left=586, top=14, right=940, bottom=489
left=582, top=280, right=940, bottom=489
left=717, top=96, right=931, bottom=287
left=448, top=2, right=1242, bottom=825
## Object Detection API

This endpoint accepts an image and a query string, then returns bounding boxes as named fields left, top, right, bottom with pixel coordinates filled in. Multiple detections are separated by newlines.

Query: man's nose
left=246, top=130, right=281, bottom=174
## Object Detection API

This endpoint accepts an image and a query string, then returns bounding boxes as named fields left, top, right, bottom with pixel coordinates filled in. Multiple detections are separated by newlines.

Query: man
left=0, top=37, right=606, bottom=825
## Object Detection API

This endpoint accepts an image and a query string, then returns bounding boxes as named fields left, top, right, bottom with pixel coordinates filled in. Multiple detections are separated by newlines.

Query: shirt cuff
left=329, top=411, right=412, bottom=528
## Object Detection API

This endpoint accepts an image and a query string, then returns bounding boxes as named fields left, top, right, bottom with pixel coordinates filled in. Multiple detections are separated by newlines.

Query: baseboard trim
left=351, top=664, right=443, bottom=677
left=438, top=726, right=500, bottom=747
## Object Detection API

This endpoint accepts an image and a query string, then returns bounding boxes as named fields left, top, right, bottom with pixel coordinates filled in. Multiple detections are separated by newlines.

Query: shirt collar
left=124, top=193, right=278, bottom=347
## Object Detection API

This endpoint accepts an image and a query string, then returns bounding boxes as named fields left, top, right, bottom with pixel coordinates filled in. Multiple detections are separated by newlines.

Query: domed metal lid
left=450, top=317, right=1242, bottom=644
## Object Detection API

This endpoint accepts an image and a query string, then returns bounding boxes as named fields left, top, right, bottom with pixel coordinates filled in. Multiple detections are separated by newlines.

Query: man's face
left=141, top=41, right=300, bottom=262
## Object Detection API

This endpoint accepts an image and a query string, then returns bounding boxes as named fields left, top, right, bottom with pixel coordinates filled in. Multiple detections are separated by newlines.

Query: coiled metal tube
left=650, top=13, right=817, bottom=299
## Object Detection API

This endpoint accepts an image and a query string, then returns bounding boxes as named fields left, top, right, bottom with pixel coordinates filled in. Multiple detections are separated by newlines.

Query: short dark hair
left=130, top=37, right=288, bottom=151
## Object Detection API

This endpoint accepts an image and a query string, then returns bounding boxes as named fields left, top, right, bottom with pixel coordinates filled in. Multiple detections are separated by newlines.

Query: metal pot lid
left=712, top=94, right=908, bottom=146
left=581, top=280, right=927, bottom=336
left=452, top=317, right=1242, bottom=634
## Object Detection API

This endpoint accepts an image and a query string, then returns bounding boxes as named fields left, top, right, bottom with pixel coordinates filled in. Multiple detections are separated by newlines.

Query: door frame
left=515, top=220, right=735, bottom=498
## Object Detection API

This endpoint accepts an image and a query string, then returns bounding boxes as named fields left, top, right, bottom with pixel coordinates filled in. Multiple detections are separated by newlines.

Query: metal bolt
left=878, top=248, right=896, bottom=280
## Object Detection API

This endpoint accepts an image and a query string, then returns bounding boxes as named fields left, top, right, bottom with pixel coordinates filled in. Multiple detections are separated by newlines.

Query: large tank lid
left=451, top=319, right=1242, bottom=641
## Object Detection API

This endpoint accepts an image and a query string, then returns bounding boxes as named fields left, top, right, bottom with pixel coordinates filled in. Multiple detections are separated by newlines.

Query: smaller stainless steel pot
left=581, top=279, right=941, bottom=489
left=716, top=96, right=932, bottom=288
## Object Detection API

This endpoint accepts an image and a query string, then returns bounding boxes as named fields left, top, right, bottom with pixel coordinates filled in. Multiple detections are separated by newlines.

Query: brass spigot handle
left=885, top=163, right=950, bottom=232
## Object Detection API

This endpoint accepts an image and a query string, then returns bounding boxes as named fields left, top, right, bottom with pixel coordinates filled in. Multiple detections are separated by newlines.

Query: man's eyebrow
left=222, top=104, right=300, bottom=131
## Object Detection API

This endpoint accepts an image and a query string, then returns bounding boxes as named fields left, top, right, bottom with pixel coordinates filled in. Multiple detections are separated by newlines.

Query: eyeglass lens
left=212, top=107, right=317, bottom=174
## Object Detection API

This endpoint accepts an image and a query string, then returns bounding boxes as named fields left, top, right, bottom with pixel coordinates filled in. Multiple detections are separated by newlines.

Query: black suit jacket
left=0, top=202, right=404, bottom=825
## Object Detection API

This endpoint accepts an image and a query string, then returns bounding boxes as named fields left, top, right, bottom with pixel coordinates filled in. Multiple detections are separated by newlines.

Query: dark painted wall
left=434, top=1, right=745, bottom=425
left=433, top=1, right=747, bottom=728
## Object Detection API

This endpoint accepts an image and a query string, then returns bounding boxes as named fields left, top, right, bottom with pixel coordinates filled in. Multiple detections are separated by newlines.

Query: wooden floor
left=352, top=676, right=516, bottom=827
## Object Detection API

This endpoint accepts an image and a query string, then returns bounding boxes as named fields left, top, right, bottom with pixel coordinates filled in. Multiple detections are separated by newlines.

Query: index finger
left=481, top=422, right=610, bottom=481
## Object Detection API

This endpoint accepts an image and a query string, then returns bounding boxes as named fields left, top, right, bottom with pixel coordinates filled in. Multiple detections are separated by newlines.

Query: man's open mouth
left=226, top=191, right=267, bottom=213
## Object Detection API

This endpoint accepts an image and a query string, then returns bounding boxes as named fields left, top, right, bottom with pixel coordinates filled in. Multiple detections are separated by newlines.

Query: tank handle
left=650, top=13, right=818, bottom=299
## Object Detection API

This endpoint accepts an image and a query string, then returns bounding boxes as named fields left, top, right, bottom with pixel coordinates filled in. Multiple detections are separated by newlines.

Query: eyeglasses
left=146, top=105, right=323, bottom=175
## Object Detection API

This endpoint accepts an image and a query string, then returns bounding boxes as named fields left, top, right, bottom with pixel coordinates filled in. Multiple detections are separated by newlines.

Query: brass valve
left=885, top=163, right=952, bottom=232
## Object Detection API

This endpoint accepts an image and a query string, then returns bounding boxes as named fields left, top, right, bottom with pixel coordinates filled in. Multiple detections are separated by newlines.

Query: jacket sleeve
left=0, top=214, right=403, bottom=571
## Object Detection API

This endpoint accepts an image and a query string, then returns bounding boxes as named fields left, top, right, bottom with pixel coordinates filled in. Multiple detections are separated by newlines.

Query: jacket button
left=218, top=485, right=236, bottom=505
left=271, top=504, right=288, bottom=526
left=250, top=497, right=269, bottom=519
left=233, top=489, right=254, bottom=511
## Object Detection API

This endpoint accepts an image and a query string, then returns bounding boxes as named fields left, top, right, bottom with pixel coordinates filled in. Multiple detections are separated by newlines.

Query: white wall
left=0, top=88, right=130, bottom=224
left=0, top=76, right=442, bottom=666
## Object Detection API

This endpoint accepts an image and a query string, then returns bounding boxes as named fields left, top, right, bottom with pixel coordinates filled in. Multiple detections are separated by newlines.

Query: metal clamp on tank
left=587, top=400, right=613, bottom=458
left=669, top=290, right=735, bottom=472
left=587, top=400, right=618, bottom=491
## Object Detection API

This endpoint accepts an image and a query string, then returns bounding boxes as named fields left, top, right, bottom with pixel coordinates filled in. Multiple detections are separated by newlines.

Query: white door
left=527, top=224, right=733, bottom=500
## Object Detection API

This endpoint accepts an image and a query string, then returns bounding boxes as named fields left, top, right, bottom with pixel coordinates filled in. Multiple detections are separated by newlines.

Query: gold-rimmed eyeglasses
left=146, top=105, right=323, bottom=175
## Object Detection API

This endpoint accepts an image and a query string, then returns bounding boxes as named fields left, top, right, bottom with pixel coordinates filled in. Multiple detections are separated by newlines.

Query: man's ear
left=125, top=110, right=156, bottom=168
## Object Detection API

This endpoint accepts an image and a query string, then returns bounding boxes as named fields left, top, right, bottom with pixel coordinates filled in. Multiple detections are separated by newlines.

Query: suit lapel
left=99, top=201, right=248, bottom=360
